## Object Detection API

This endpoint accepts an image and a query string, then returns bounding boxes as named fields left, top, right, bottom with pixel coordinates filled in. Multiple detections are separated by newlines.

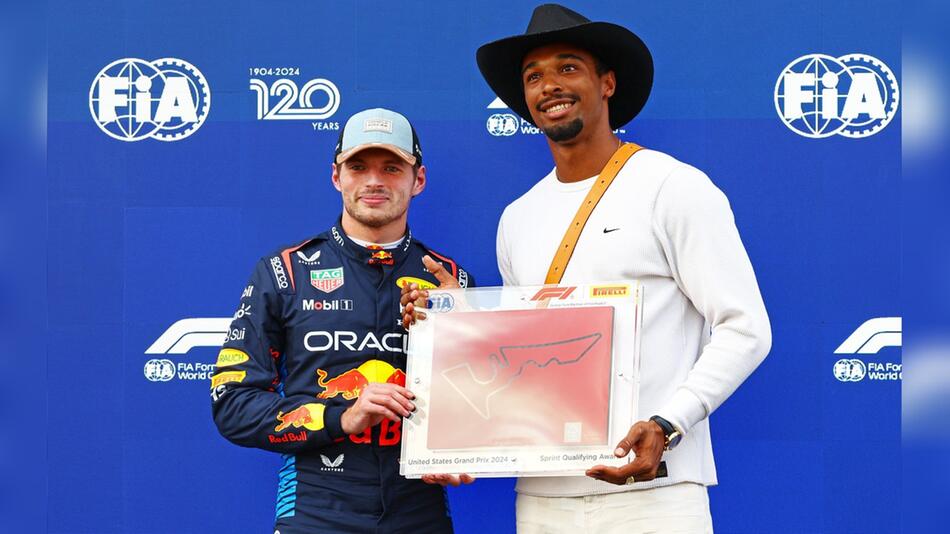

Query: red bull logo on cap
left=317, top=359, right=407, bottom=400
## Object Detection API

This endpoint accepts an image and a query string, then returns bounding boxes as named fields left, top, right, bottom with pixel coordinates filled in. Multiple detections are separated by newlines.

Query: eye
left=348, top=163, right=365, bottom=171
left=561, top=64, right=578, bottom=73
left=385, top=165, right=401, bottom=173
left=525, top=72, right=541, bottom=83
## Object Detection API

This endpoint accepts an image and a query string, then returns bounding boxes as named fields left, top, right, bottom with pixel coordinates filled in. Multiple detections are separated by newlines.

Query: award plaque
left=400, top=282, right=642, bottom=478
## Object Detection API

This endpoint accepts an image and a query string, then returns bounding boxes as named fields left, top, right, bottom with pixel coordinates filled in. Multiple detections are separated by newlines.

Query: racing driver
left=211, top=108, right=473, bottom=533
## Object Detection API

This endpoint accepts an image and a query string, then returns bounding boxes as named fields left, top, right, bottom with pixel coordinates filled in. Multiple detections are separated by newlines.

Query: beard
left=542, top=118, right=584, bottom=142
left=342, top=192, right=406, bottom=229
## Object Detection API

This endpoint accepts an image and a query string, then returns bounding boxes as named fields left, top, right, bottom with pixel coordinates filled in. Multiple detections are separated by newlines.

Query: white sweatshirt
left=496, top=148, right=772, bottom=497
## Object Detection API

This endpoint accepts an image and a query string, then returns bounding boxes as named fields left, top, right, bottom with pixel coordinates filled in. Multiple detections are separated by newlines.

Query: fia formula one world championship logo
left=774, top=53, right=899, bottom=139
left=832, top=317, right=902, bottom=383
left=485, top=97, right=626, bottom=137
left=89, top=58, right=211, bottom=141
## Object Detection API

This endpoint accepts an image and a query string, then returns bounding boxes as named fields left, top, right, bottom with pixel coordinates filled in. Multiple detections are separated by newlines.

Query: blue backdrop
left=41, top=0, right=900, bottom=532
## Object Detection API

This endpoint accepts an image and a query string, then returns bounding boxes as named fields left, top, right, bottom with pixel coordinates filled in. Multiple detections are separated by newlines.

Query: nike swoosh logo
left=603, top=228, right=620, bottom=233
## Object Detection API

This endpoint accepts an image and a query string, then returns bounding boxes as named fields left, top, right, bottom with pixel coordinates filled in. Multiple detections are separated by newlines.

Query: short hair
left=591, top=52, right=610, bottom=77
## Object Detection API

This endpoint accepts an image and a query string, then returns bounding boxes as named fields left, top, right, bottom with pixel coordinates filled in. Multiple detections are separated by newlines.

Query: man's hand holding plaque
left=400, top=256, right=473, bottom=486
left=586, top=419, right=666, bottom=485
left=401, top=255, right=459, bottom=329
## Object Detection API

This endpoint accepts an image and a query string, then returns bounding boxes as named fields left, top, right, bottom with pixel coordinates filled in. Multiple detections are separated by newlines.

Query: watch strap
left=650, top=415, right=683, bottom=451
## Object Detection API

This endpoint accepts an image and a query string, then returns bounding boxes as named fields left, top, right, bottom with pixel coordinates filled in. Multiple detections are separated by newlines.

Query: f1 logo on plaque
left=427, top=306, right=614, bottom=449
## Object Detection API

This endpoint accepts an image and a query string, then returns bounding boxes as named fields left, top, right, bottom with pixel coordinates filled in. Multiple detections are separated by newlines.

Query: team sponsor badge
left=395, top=276, right=436, bottom=290
left=310, top=267, right=344, bottom=293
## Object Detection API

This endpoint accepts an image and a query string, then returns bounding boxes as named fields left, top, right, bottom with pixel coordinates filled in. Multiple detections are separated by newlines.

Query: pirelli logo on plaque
left=590, top=285, right=630, bottom=298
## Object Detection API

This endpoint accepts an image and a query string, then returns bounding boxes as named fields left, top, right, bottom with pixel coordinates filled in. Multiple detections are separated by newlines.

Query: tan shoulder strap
left=544, top=142, right=643, bottom=284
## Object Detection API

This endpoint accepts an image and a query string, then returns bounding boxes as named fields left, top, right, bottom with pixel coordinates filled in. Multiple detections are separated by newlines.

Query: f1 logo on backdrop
left=774, top=53, right=899, bottom=139
left=832, top=317, right=901, bottom=383
left=834, top=317, right=902, bottom=354
left=89, top=58, right=211, bottom=142
left=143, top=318, right=230, bottom=383
left=145, top=318, right=231, bottom=355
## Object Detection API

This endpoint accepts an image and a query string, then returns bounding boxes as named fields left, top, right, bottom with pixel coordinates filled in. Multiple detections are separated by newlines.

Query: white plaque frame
left=400, top=281, right=643, bottom=478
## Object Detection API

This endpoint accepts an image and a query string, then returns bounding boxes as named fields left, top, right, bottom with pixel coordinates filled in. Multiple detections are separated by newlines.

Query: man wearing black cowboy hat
left=476, top=3, right=771, bottom=532
left=401, top=2, right=771, bottom=530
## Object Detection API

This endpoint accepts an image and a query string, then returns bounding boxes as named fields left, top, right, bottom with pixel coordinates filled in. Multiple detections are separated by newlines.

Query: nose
left=541, top=68, right=564, bottom=96
left=363, top=168, right=386, bottom=186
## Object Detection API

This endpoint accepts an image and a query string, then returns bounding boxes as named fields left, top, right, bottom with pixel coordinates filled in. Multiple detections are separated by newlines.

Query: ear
left=411, top=165, right=427, bottom=197
left=331, top=163, right=342, bottom=192
left=602, top=70, right=616, bottom=99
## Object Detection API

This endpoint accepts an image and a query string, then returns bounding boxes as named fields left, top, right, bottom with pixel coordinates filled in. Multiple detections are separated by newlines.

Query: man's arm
left=589, top=164, right=772, bottom=485
left=650, top=163, right=772, bottom=434
left=210, top=258, right=349, bottom=453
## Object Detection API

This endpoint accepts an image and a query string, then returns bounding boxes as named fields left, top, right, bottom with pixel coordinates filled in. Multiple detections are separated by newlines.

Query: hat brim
left=336, top=143, right=417, bottom=166
left=476, top=21, right=653, bottom=129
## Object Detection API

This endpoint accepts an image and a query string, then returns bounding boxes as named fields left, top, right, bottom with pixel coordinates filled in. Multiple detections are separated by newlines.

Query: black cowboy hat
left=476, top=3, right=653, bottom=130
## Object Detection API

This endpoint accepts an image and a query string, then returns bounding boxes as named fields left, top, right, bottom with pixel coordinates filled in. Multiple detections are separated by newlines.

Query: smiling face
left=332, top=147, right=426, bottom=239
left=521, top=43, right=616, bottom=143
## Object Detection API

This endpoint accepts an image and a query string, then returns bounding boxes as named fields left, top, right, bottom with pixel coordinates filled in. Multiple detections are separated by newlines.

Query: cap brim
left=335, top=143, right=417, bottom=166
left=476, top=21, right=653, bottom=129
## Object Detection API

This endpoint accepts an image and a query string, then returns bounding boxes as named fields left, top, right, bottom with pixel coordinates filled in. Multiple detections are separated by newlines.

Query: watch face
left=667, top=432, right=683, bottom=450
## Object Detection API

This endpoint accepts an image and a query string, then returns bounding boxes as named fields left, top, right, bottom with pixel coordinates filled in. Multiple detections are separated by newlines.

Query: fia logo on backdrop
left=89, top=58, right=211, bottom=142
left=486, top=98, right=521, bottom=137
left=774, top=53, right=899, bottom=138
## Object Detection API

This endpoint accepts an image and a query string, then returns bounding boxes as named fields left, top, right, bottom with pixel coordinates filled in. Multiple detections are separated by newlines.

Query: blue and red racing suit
left=211, top=221, right=472, bottom=533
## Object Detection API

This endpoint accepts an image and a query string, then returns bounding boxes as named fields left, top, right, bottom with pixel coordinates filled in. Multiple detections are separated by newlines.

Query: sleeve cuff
left=324, top=404, right=348, bottom=440
left=656, top=387, right=709, bottom=435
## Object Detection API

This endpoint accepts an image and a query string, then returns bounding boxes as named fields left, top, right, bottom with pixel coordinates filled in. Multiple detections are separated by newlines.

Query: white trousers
left=516, top=482, right=714, bottom=534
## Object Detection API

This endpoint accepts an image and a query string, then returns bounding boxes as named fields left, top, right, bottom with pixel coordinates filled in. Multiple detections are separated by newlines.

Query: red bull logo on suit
left=316, top=359, right=407, bottom=400
left=274, top=403, right=326, bottom=432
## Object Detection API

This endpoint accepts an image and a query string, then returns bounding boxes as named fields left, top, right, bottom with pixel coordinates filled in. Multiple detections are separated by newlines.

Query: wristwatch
left=649, top=415, right=683, bottom=451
